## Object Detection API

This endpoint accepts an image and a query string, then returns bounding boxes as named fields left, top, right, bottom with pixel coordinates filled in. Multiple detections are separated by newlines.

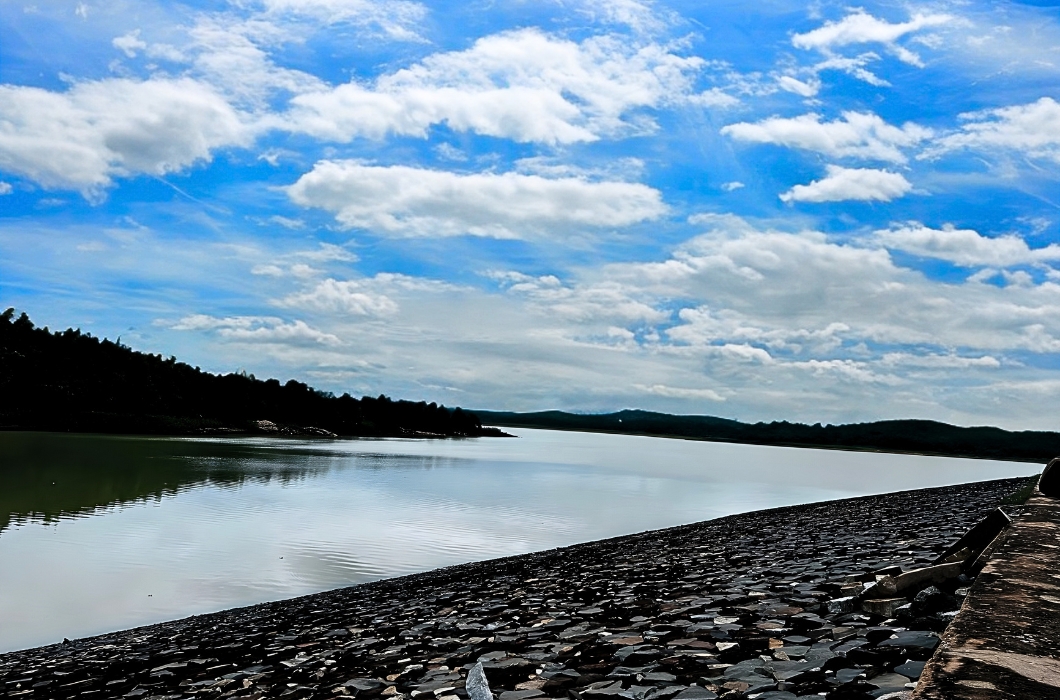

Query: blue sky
left=2, top=0, right=1060, bottom=428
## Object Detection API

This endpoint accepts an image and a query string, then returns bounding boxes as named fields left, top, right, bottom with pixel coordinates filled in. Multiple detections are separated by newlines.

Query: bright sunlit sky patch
left=2, top=0, right=1060, bottom=428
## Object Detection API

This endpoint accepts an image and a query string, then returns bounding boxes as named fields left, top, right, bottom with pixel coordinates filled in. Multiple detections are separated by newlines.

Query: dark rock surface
left=931, top=508, right=1009, bottom=566
left=0, top=477, right=1028, bottom=700
left=1038, top=457, right=1060, bottom=498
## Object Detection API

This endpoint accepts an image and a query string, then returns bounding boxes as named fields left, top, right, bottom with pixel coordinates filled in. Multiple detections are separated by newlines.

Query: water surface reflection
left=0, top=429, right=1035, bottom=653
left=0, top=432, right=339, bottom=534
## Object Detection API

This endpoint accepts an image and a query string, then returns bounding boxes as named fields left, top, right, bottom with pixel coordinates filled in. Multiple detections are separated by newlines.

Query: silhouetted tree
left=0, top=309, right=499, bottom=438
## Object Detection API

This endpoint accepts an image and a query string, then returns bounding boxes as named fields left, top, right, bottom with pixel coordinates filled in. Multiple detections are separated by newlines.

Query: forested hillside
left=0, top=309, right=503, bottom=438
left=474, top=409, right=1060, bottom=463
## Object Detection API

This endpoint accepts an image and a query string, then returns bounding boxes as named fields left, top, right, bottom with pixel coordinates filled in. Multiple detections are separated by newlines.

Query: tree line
left=0, top=309, right=504, bottom=438
left=473, top=408, right=1060, bottom=463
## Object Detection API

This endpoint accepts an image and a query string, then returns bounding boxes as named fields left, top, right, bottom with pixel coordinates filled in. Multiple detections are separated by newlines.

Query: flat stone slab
left=913, top=491, right=1060, bottom=699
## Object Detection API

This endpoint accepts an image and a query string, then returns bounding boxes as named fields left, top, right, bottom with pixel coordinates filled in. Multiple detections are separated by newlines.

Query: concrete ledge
left=913, top=491, right=1060, bottom=699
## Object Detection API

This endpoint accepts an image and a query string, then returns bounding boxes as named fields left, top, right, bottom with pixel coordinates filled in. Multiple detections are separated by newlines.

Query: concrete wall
left=912, top=490, right=1060, bottom=699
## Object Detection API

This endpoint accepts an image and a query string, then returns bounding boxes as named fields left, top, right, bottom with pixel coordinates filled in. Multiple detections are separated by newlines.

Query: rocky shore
left=0, top=477, right=1030, bottom=700
left=914, top=484, right=1060, bottom=698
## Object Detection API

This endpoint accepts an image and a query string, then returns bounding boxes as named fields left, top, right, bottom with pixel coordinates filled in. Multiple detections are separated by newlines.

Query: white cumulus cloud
left=492, top=271, right=669, bottom=325
left=170, top=315, right=341, bottom=346
left=812, top=53, right=889, bottom=86
left=0, top=78, right=250, bottom=195
left=186, top=16, right=328, bottom=105
left=278, top=273, right=462, bottom=317
left=147, top=214, right=1060, bottom=427
left=278, top=277, right=400, bottom=316
left=622, top=214, right=1060, bottom=356
left=689, top=88, right=740, bottom=108
left=285, top=161, right=667, bottom=238
left=922, top=97, right=1060, bottom=164
left=877, top=223, right=1060, bottom=267
left=793, top=358, right=900, bottom=385
left=667, top=305, right=848, bottom=356
left=721, top=111, right=932, bottom=163
left=880, top=352, right=1001, bottom=369
left=259, top=0, right=427, bottom=39
left=776, top=75, right=820, bottom=97
left=284, top=28, right=705, bottom=145
left=112, top=30, right=148, bottom=57
left=779, top=165, right=912, bottom=203
left=570, top=0, right=674, bottom=34
left=792, top=11, right=953, bottom=66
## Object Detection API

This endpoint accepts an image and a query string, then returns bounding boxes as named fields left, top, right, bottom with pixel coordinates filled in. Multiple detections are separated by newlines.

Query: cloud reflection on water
left=0, top=429, right=1035, bottom=653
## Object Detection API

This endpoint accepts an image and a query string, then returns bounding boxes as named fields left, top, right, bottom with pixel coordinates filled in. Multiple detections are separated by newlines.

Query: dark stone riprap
left=0, top=477, right=1028, bottom=700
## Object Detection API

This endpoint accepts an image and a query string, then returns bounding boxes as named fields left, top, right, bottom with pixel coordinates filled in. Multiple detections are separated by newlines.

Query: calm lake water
left=0, top=429, right=1036, bottom=653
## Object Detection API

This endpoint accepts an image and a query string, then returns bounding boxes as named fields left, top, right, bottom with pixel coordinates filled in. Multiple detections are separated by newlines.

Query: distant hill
left=474, top=409, right=1060, bottom=463
left=0, top=309, right=506, bottom=438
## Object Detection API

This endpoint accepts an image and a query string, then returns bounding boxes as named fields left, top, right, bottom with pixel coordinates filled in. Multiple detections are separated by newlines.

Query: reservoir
left=0, top=428, right=1036, bottom=653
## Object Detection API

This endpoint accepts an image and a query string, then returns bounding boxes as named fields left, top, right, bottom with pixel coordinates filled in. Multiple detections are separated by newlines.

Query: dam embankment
left=0, top=477, right=1033, bottom=700
left=912, top=484, right=1060, bottom=699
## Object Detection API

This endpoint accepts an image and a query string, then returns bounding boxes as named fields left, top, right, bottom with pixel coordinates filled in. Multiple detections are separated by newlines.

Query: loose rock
left=0, top=477, right=1028, bottom=700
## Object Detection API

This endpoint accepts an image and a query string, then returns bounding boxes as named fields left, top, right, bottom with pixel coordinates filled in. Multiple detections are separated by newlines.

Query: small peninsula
left=0, top=309, right=505, bottom=439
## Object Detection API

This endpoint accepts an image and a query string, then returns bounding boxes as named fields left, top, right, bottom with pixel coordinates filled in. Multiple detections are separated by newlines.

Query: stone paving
left=0, top=477, right=1029, bottom=700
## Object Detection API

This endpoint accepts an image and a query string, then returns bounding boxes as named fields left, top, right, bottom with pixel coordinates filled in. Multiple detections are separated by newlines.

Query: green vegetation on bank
left=474, top=409, right=1060, bottom=463
left=1000, top=475, right=1040, bottom=505
left=0, top=309, right=504, bottom=438
left=0, top=432, right=355, bottom=535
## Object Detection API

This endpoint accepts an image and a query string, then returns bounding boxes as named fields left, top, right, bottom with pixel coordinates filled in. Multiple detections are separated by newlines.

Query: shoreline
left=481, top=425, right=1050, bottom=465
left=474, top=409, right=1060, bottom=464
left=0, top=424, right=514, bottom=440
left=1, top=423, right=1046, bottom=462
left=0, top=477, right=1029, bottom=699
